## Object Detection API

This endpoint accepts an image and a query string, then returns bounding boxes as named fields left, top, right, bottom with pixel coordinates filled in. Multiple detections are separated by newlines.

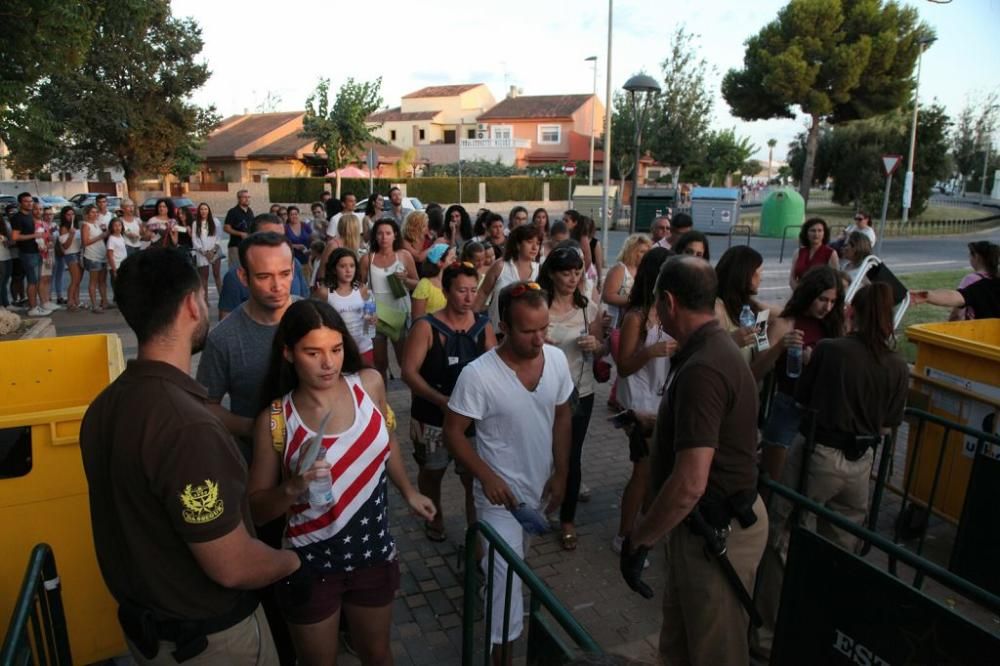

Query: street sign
left=562, top=162, right=577, bottom=177
left=881, top=155, right=902, bottom=176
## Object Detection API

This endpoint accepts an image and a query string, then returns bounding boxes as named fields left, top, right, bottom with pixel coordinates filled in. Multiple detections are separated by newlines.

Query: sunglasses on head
left=509, top=281, right=541, bottom=298
left=449, top=261, right=476, bottom=270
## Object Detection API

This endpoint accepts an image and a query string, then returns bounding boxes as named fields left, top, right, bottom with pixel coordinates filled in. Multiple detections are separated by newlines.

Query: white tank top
left=618, top=315, right=672, bottom=414
left=60, top=228, right=82, bottom=255
left=604, top=262, right=634, bottom=327
left=82, top=221, right=107, bottom=262
left=328, top=287, right=374, bottom=353
left=489, top=260, right=539, bottom=328
left=368, top=252, right=410, bottom=313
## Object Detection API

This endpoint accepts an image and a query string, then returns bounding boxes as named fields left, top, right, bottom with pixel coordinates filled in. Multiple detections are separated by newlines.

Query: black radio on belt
left=815, top=428, right=879, bottom=462
left=696, top=488, right=758, bottom=531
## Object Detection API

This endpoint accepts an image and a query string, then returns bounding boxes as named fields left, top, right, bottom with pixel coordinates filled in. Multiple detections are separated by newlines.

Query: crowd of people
left=70, top=180, right=1000, bottom=666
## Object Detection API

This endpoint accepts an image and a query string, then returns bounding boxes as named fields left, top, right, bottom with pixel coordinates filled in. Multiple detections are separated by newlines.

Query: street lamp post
left=600, top=0, right=613, bottom=255
left=623, top=74, right=661, bottom=234
left=900, top=35, right=936, bottom=226
left=586, top=56, right=598, bottom=186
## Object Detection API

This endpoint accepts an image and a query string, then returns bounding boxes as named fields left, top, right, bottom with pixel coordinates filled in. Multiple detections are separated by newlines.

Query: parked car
left=40, top=195, right=72, bottom=211
left=69, top=193, right=122, bottom=215
left=138, top=196, right=197, bottom=222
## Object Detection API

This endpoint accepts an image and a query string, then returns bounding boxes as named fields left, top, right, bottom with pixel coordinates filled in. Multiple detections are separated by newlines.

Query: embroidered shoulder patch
left=179, top=479, right=224, bottom=524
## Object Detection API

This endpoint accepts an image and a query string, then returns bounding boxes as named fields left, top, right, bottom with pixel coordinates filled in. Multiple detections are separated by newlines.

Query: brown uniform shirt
left=651, top=321, right=759, bottom=503
left=80, top=360, right=252, bottom=620
left=794, top=334, right=909, bottom=437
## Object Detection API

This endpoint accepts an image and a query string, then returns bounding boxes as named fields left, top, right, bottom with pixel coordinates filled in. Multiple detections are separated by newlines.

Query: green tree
left=610, top=89, right=657, bottom=183
left=722, top=0, right=928, bottom=204
left=742, top=159, right=764, bottom=177
left=699, top=129, right=758, bottom=186
left=0, top=0, right=96, bottom=139
left=787, top=124, right=835, bottom=186
left=646, top=26, right=716, bottom=184
left=950, top=95, right=998, bottom=194
left=823, top=104, right=950, bottom=217
left=302, top=77, right=384, bottom=196
left=4, top=0, right=218, bottom=192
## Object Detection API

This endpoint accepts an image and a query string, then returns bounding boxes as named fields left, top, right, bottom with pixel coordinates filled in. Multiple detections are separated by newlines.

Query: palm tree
left=767, top=138, right=777, bottom=182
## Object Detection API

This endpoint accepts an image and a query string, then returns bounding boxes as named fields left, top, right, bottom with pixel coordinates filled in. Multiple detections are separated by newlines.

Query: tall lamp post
left=623, top=74, right=661, bottom=233
left=586, top=56, right=598, bottom=185
left=900, top=35, right=936, bottom=226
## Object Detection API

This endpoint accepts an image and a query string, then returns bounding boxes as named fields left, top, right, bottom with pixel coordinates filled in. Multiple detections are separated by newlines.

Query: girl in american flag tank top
left=249, top=300, right=435, bottom=664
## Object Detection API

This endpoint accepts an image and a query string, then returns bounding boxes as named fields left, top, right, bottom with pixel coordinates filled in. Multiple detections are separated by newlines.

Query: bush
left=407, top=178, right=461, bottom=204
left=268, top=177, right=327, bottom=203
left=335, top=178, right=395, bottom=200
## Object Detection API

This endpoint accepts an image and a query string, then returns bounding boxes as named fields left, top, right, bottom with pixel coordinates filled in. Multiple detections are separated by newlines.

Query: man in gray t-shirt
left=196, top=220, right=296, bottom=461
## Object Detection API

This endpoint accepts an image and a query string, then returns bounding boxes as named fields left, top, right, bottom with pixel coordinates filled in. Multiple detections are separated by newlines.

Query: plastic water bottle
left=580, top=321, right=592, bottom=363
left=786, top=345, right=803, bottom=379
left=309, top=472, right=333, bottom=507
left=363, top=293, right=377, bottom=336
left=739, top=304, right=756, bottom=329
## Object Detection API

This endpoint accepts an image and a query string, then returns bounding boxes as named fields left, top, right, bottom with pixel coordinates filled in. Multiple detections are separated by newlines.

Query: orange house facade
left=465, top=93, right=605, bottom=168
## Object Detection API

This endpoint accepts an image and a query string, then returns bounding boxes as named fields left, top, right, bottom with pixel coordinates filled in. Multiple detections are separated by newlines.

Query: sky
left=173, top=0, right=1000, bottom=163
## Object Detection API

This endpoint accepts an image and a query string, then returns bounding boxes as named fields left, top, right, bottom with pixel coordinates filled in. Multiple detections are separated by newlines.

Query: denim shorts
left=20, top=253, right=41, bottom=285
left=83, top=257, right=106, bottom=272
left=761, top=391, right=803, bottom=449
left=63, top=253, right=80, bottom=265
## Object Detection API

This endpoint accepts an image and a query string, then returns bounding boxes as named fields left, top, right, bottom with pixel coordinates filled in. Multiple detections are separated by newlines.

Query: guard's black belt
left=814, top=428, right=880, bottom=461
left=118, top=592, right=258, bottom=663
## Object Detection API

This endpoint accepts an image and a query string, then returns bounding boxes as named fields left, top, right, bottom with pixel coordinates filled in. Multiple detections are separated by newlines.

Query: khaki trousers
left=659, top=496, right=768, bottom=666
left=126, top=605, right=278, bottom=666
left=754, top=436, right=874, bottom=656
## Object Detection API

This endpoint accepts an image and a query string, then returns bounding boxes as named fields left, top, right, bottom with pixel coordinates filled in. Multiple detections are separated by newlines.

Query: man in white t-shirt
left=325, top=192, right=358, bottom=238
left=94, top=194, right=115, bottom=228
left=444, top=280, right=573, bottom=663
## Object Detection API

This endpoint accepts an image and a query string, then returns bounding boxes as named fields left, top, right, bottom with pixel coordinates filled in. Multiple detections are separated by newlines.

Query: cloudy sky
left=173, top=0, right=1000, bottom=162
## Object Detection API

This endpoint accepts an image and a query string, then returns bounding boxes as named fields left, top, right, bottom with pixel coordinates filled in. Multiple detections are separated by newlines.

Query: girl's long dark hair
left=715, top=246, right=763, bottom=323
left=969, top=240, right=999, bottom=278
left=444, top=204, right=472, bottom=242
left=626, top=247, right=672, bottom=319
left=851, top=282, right=896, bottom=358
left=503, top=223, right=543, bottom=261
left=368, top=218, right=401, bottom=254
left=781, top=265, right=845, bottom=338
left=58, top=205, right=76, bottom=229
left=538, top=246, right=588, bottom=310
left=196, top=203, right=216, bottom=238
left=672, top=230, right=711, bottom=262
left=324, top=248, right=359, bottom=289
left=154, top=197, right=175, bottom=219
left=259, top=300, right=366, bottom=413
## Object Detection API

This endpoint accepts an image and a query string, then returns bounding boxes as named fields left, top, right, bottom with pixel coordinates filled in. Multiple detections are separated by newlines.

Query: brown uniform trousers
left=660, top=496, right=768, bottom=666
left=126, top=605, right=279, bottom=666
left=753, top=435, right=874, bottom=657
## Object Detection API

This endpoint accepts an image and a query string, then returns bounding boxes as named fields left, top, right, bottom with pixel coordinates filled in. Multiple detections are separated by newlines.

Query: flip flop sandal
left=424, top=521, right=447, bottom=543
left=560, top=533, right=578, bottom=551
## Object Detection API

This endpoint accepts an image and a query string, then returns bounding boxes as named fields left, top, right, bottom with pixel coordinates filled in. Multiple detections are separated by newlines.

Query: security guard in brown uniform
left=620, top=256, right=767, bottom=666
left=80, top=248, right=301, bottom=664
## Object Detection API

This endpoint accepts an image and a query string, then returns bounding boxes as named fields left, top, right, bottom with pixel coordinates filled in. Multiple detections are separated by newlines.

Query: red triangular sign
left=882, top=155, right=902, bottom=176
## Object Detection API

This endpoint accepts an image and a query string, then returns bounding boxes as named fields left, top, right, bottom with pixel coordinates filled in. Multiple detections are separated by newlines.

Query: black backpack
left=424, top=313, right=490, bottom=393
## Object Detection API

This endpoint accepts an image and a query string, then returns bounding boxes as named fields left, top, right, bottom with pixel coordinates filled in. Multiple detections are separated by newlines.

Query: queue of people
left=72, top=183, right=998, bottom=666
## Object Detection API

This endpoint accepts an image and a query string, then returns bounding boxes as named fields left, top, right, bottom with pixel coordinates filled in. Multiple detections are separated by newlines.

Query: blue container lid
left=691, top=187, right=740, bottom=201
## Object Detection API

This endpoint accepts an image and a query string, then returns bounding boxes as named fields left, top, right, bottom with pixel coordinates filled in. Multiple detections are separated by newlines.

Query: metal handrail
left=777, top=225, right=801, bottom=264
left=761, top=477, right=1000, bottom=614
left=1, top=544, right=73, bottom=666
left=727, top=224, right=751, bottom=248
left=462, top=521, right=601, bottom=665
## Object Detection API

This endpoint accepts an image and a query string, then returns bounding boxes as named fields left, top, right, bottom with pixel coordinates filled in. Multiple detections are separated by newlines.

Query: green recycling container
left=760, top=188, right=805, bottom=238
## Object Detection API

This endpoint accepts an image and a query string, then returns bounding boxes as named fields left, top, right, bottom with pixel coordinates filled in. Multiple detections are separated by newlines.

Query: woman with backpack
left=401, top=262, right=497, bottom=542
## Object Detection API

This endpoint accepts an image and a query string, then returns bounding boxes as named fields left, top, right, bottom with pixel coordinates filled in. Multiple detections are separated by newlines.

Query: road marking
left=762, top=260, right=964, bottom=276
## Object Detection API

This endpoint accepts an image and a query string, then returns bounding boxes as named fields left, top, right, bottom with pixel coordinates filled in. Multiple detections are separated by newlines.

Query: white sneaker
left=45, top=301, right=63, bottom=311
left=27, top=306, right=49, bottom=317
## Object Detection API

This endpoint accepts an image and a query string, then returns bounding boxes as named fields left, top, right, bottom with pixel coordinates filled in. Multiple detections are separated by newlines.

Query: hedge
left=269, top=176, right=573, bottom=204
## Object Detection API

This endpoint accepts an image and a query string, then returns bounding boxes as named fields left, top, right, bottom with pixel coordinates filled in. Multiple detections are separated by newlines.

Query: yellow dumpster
left=0, top=334, right=126, bottom=663
left=906, top=319, right=1000, bottom=522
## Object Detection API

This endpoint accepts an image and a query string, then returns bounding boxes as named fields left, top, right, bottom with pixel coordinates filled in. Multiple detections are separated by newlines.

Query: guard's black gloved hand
left=282, top=552, right=313, bottom=606
left=620, top=536, right=654, bottom=599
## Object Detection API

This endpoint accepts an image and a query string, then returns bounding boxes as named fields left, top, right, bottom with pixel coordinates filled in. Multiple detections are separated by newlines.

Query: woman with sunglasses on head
left=475, top=224, right=543, bottom=332
left=611, top=247, right=677, bottom=556
left=359, top=218, right=418, bottom=384
left=538, top=245, right=606, bottom=551
left=249, top=299, right=434, bottom=666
